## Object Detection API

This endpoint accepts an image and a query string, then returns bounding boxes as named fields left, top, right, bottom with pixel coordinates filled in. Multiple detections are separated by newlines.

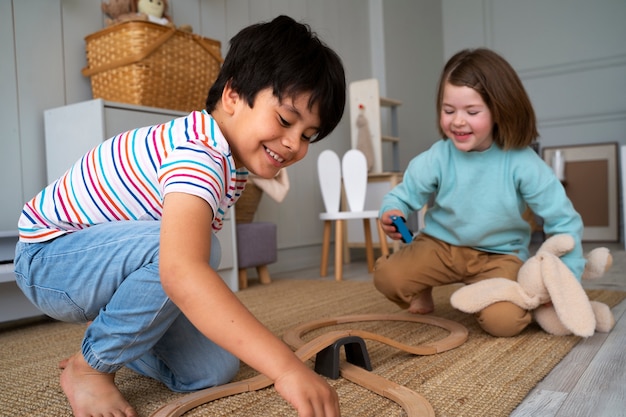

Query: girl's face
left=440, top=82, right=494, bottom=152
left=223, top=87, right=319, bottom=179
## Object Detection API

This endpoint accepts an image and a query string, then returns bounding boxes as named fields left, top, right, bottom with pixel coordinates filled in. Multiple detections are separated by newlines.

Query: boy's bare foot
left=408, top=288, right=434, bottom=314
left=60, top=352, right=137, bottom=417
left=59, top=322, right=92, bottom=370
left=58, top=357, right=70, bottom=369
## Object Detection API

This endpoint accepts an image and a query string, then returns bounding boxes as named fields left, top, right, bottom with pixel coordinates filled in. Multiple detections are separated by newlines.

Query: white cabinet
left=44, top=99, right=187, bottom=182
left=0, top=231, right=44, bottom=324
left=44, top=99, right=239, bottom=291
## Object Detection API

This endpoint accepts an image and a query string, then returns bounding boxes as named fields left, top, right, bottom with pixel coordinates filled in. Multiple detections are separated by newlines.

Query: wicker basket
left=235, top=182, right=263, bottom=224
left=82, top=21, right=222, bottom=112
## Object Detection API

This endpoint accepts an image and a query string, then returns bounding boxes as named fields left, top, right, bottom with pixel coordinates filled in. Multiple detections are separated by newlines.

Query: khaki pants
left=373, top=234, right=531, bottom=337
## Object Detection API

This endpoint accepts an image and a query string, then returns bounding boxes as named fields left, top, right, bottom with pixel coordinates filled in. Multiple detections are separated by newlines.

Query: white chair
left=318, top=149, right=389, bottom=280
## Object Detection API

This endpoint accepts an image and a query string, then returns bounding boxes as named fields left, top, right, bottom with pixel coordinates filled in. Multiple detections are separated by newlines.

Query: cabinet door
left=103, top=106, right=185, bottom=138
left=44, top=100, right=186, bottom=182
left=215, top=219, right=234, bottom=271
left=44, top=100, right=108, bottom=182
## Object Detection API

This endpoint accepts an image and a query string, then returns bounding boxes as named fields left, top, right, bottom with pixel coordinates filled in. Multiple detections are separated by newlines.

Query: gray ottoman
left=236, top=222, right=277, bottom=289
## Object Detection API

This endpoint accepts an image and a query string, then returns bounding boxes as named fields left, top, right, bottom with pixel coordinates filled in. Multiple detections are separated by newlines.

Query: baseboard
left=0, top=262, right=15, bottom=284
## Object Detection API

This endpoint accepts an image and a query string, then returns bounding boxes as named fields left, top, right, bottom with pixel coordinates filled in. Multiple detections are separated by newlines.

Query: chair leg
left=320, top=220, right=331, bottom=277
left=334, top=219, right=343, bottom=281
left=257, top=265, right=271, bottom=285
left=362, top=218, right=375, bottom=272
left=343, top=220, right=351, bottom=264
left=377, top=219, right=389, bottom=257
left=238, top=269, right=248, bottom=290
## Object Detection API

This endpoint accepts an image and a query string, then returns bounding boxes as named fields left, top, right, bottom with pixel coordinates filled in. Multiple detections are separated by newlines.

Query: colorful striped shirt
left=18, top=110, right=248, bottom=242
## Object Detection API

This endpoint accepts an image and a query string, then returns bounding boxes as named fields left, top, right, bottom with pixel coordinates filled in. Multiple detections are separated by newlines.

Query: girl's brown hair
left=436, top=48, right=538, bottom=149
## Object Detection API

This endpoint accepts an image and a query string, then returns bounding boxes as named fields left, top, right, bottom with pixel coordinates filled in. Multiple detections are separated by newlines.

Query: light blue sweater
left=380, top=139, right=585, bottom=279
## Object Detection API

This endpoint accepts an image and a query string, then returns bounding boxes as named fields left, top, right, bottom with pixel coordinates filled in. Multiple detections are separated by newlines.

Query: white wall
left=441, top=0, right=626, bottom=150
left=383, top=0, right=443, bottom=165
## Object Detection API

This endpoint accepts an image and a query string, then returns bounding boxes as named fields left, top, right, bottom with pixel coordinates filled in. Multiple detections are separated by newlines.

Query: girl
left=374, top=48, right=584, bottom=337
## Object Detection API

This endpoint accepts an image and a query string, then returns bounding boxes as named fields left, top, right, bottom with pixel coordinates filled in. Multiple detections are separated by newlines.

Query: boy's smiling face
left=217, top=85, right=320, bottom=179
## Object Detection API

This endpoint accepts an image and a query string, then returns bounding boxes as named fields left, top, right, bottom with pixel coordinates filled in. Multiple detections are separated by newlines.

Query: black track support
left=314, top=336, right=372, bottom=379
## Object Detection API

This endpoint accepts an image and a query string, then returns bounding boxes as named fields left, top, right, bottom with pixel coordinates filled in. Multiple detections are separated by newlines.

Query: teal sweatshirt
left=380, top=139, right=585, bottom=279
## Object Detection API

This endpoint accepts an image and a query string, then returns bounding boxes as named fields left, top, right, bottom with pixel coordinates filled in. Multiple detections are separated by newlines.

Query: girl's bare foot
left=408, top=288, right=434, bottom=314
left=60, top=352, right=137, bottom=417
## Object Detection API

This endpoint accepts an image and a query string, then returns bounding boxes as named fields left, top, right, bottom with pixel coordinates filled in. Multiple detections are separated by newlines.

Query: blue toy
left=390, top=215, right=413, bottom=243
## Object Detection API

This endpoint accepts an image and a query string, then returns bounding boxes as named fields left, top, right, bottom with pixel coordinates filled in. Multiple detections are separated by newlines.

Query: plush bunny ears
left=451, top=234, right=614, bottom=337
left=537, top=248, right=596, bottom=337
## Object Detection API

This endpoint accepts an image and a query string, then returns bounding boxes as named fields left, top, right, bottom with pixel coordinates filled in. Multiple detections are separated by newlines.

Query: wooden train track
left=150, top=313, right=468, bottom=417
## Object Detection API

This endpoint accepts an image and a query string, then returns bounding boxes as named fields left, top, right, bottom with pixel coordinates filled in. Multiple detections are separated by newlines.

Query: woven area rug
left=1, top=279, right=624, bottom=417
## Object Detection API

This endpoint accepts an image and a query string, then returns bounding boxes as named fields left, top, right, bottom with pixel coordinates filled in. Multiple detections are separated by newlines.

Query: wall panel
left=61, top=0, right=101, bottom=105
left=14, top=1, right=65, bottom=206
left=0, top=0, right=22, bottom=233
left=489, top=0, right=626, bottom=71
left=199, top=0, right=227, bottom=41
left=442, top=0, right=626, bottom=151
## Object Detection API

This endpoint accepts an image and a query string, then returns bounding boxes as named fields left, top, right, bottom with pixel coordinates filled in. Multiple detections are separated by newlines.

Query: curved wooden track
left=150, top=313, right=468, bottom=417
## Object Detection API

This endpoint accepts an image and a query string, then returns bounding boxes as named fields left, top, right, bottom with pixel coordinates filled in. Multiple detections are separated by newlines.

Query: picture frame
left=542, top=142, right=620, bottom=242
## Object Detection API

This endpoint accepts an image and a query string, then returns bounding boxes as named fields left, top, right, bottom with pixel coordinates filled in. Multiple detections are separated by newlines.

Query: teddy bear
left=101, top=0, right=192, bottom=32
left=101, top=0, right=135, bottom=26
left=450, top=234, right=615, bottom=337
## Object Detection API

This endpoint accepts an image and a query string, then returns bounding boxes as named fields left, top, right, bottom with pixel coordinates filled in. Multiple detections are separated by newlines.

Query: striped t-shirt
left=18, top=110, right=248, bottom=242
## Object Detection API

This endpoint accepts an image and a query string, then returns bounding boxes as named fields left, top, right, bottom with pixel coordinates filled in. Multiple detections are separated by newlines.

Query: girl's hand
left=380, top=210, right=406, bottom=241
left=274, top=365, right=340, bottom=417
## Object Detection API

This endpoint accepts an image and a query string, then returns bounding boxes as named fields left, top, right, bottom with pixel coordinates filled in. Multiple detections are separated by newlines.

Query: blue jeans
left=14, top=221, right=239, bottom=392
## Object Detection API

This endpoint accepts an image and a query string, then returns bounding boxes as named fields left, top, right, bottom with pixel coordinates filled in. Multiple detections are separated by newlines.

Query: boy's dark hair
left=436, top=48, right=539, bottom=149
left=206, top=15, right=346, bottom=142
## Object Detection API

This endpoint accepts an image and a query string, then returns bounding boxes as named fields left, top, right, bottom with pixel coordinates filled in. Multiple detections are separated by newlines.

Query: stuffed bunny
left=450, top=234, right=615, bottom=337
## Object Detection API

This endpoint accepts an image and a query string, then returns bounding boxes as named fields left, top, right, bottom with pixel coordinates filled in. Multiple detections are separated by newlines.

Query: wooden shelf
left=382, top=135, right=400, bottom=143
left=350, top=79, right=403, bottom=173
left=380, top=97, right=403, bottom=107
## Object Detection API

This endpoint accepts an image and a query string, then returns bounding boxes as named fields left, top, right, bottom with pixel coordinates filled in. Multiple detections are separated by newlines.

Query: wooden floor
left=269, top=242, right=626, bottom=417
left=512, top=242, right=626, bottom=417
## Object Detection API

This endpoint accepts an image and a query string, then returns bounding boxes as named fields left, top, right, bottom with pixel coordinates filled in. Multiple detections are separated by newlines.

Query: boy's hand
left=274, top=365, right=340, bottom=417
left=380, top=210, right=407, bottom=241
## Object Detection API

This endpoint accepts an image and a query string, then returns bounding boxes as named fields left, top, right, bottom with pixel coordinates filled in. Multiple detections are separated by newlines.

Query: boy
left=15, top=15, right=345, bottom=417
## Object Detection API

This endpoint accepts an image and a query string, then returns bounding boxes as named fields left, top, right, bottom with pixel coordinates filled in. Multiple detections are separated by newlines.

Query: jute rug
left=1, top=280, right=624, bottom=417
